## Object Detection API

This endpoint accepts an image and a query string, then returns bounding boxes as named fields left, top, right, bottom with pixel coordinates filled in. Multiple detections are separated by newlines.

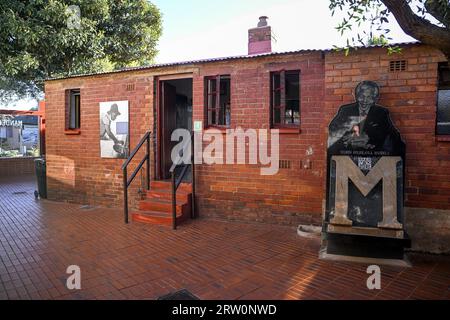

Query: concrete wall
left=405, top=207, right=450, bottom=254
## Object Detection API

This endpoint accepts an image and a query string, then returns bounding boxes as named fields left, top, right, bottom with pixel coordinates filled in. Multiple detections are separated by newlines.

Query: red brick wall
left=45, top=72, right=153, bottom=207
left=44, top=44, right=449, bottom=225
left=45, top=53, right=327, bottom=224
left=193, top=53, right=326, bottom=225
left=0, top=157, right=37, bottom=176
left=324, top=44, right=450, bottom=211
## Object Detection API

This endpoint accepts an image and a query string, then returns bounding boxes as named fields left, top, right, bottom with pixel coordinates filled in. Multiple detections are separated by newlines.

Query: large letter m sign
left=331, top=156, right=403, bottom=230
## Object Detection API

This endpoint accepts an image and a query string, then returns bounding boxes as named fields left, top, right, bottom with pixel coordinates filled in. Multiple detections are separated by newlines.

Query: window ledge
left=272, top=127, right=301, bottom=134
left=64, top=129, right=81, bottom=135
left=436, top=135, right=450, bottom=142
left=0, top=156, right=40, bottom=160
left=204, top=126, right=229, bottom=133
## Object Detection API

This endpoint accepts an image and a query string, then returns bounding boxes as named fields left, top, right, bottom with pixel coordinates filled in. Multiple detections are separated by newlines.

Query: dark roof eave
left=45, top=41, right=421, bottom=82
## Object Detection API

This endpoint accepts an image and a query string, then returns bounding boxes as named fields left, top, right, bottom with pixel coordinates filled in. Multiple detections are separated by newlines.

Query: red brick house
left=44, top=18, right=449, bottom=253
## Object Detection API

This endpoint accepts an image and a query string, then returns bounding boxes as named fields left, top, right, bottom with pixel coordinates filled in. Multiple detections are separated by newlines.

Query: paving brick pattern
left=0, top=175, right=449, bottom=300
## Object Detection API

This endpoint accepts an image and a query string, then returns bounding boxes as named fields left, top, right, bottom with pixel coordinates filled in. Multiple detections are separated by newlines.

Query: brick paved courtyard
left=0, top=175, right=449, bottom=300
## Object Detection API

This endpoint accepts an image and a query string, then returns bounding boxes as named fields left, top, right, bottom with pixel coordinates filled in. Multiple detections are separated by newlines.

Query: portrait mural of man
left=99, top=101, right=129, bottom=159
left=328, top=81, right=404, bottom=156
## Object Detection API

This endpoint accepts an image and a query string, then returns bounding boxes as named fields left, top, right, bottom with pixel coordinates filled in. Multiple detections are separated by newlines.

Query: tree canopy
left=0, top=0, right=162, bottom=101
left=330, top=0, right=450, bottom=58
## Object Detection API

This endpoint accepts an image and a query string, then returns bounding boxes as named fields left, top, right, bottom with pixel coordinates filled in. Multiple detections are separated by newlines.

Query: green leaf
left=0, top=0, right=162, bottom=100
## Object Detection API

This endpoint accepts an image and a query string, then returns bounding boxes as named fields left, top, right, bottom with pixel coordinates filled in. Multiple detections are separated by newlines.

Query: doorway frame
left=156, top=73, right=194, bottom=180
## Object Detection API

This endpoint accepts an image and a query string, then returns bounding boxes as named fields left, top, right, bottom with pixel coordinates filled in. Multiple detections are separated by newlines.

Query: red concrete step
left=150, top=180, right=192, bottom=193
left=150, top=180, right=172, bottom=190
left=138, top=198, right=187, bottom=214
left=146, top=188, right=191, bottom=203
left=134, top=180, right=192, bottom=227
left=178, top=182, right=192, bottom=193
left=131, top=210, right=187, bottom=226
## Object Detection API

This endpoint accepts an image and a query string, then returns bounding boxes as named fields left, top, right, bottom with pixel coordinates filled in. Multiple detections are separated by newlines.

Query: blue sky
left=152, top=0, right=415, bottom=63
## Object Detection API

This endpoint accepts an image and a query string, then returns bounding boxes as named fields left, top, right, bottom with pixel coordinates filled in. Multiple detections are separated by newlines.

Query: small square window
left=389, top=60, right=407, bottom=72
left=279, top=159, right=292, bottom=169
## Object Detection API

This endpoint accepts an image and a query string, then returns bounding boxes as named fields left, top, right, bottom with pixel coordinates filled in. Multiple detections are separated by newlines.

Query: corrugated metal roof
left=46, top=41, right=421, bottom=81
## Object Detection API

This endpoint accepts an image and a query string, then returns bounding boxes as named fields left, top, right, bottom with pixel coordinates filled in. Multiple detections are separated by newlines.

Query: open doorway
left=159, top=78, right=193, bottom=180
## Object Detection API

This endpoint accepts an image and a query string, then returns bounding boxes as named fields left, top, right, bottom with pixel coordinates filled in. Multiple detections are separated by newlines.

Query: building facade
left=44, top=21, right=449, bottom=253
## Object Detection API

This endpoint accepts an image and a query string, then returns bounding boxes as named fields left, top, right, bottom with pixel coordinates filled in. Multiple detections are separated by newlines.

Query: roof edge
left=46, top=41, right=422, bottom=82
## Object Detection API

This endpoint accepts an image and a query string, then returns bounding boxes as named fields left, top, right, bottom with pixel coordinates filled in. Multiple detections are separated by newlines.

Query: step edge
left=139, top=198, right=189, bottom=206
left=131, top=210, right=185, bottom=218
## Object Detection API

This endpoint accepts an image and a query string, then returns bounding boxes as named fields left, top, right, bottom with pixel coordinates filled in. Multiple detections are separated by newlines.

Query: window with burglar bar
left=66, top=89, right=81, bottom=130
left=205, top=75, right=231, bottom=127
left=270, top=70, right=300, bottom=127
left=437, top=62, right=450, bottom=135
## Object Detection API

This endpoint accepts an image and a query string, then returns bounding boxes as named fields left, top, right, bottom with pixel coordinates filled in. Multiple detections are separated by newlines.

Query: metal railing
left=169, top=131, right=196, bottom=230
left=122, top=131, right=151, bottom=224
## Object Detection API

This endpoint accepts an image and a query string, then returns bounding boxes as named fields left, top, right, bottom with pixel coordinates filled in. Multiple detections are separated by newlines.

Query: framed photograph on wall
left=99, top=101, right=129, bottom=159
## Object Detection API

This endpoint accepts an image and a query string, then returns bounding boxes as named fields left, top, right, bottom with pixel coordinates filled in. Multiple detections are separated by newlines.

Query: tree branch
left=381, top=0, right=450, bottom=59
left=425, top=0, right=450, bottom=28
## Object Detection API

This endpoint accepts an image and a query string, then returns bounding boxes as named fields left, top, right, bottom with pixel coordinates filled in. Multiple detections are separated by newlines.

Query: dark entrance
left=159, top=78, right=193, bottom=180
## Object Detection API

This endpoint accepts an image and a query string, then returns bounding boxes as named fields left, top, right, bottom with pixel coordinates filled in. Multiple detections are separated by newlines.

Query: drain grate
left=12, top=191, right=27, bottom=195
left=157, top=289, right=200, bottom=300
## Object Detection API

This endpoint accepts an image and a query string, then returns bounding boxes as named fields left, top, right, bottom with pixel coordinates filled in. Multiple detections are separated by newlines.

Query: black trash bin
left=34, top=158, right=47, bottom=199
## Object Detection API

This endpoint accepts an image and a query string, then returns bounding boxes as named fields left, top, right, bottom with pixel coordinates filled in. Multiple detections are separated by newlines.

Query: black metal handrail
left=122, top=131, right=151, bottom=224
left=169, top=131, right=196, bottom=230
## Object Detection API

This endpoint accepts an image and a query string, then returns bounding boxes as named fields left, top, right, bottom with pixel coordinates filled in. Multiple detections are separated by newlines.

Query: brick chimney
left=248, top=16, right=272, bottom=55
